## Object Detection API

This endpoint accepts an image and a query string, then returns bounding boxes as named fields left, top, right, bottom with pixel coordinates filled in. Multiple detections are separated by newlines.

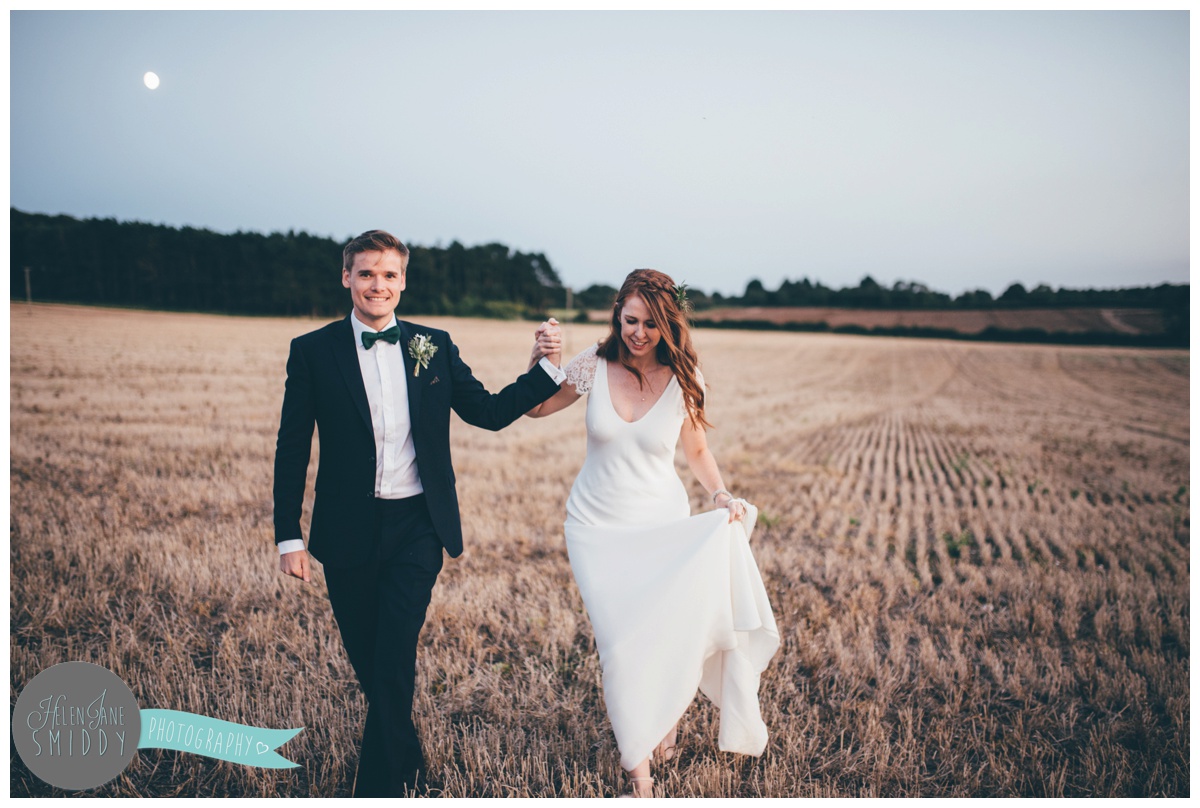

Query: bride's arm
left=526, top=382, right=583, bottom=417
left=681, top=419, right=746, bottom=523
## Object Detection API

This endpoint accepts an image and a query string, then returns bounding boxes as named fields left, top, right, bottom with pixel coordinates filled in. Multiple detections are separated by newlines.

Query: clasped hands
left=531, top=317, right=563, bottom=368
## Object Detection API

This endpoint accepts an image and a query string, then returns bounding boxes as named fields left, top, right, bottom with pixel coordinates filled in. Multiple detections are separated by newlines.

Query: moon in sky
left=143, top=72, right=160, bottom=90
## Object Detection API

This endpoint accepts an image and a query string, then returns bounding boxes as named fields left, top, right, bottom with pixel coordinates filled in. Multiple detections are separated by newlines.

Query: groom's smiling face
left=342, top=248, right=407, bottom=331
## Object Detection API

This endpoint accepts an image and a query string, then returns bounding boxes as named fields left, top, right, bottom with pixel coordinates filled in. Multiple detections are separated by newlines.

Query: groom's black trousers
left=323, top=495, right=444, bottom=797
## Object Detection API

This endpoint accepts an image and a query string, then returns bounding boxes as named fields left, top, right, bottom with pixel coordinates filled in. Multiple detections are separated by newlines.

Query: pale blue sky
left=9, top=10, right=1189, bottom=297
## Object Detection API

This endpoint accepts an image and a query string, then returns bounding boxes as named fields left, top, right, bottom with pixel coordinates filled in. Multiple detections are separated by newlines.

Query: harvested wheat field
left=9, top=303, right=1189, bottom=797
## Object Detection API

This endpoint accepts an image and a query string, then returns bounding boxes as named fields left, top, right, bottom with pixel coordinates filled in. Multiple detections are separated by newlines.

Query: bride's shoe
left=619, top=776, right=655, bottom=798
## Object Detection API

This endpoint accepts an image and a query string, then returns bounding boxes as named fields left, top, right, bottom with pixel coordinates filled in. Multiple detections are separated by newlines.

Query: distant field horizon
left=579, top=305, right=1170, bottom=337
left=9, top=298, right=1181, bottom=350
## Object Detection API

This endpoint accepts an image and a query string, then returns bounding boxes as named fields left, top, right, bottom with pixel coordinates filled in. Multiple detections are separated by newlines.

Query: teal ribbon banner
left=138, top=709, right=302, bottom=769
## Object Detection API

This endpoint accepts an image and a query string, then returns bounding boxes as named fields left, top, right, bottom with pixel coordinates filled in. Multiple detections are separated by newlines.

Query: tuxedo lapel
left=331, top=316, right=373, bottom=432
left=398, top=320, right=424, bottom=425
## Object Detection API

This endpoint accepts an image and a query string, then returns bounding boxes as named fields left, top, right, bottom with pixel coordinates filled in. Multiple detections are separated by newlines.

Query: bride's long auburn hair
left=597, top=269, right=712, bottom=430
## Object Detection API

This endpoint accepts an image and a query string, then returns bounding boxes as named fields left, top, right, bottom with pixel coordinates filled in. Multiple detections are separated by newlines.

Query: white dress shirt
left=279, top=315, right=565, bottom=555
left=350, top=312, right=425, bottom=500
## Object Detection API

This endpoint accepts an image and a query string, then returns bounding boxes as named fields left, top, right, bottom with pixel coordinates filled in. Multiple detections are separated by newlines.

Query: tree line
left=12, top=208, right=1188, bottom=329
left=576, top=273, right=1189, bottom=313
left=10, top=209, right=563, bottom=318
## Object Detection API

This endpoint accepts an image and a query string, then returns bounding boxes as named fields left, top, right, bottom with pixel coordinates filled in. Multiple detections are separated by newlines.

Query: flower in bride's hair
left=673, top=282, right=694, bottom=315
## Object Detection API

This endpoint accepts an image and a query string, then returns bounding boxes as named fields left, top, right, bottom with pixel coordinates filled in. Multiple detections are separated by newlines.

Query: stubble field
left=9, top=303, right=1190, bottom=797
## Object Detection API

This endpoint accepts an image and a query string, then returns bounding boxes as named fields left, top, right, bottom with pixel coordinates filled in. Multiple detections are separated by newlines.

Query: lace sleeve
left=564, top=343, right=600, bottom=394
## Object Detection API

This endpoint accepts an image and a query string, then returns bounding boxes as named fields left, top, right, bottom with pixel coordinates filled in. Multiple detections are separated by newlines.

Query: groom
left=273, top=230, right=564, bottom=796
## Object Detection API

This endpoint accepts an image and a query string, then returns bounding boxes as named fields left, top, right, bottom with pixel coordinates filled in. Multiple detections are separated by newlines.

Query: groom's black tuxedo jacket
left=273, top=316, right=559, bottom=566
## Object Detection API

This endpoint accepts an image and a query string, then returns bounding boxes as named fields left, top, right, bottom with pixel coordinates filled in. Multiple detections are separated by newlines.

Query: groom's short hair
left=343, top=230, right=410, bottom=273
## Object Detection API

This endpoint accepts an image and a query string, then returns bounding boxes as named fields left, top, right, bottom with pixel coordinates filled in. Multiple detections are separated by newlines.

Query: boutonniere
left=407, top=333, right=439, bottom=378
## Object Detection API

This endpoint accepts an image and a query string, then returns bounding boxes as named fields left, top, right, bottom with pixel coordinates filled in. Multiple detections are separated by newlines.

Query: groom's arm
left=273, top=338, right=316, bottom=581
left=449, top=335, right=563, bottom=432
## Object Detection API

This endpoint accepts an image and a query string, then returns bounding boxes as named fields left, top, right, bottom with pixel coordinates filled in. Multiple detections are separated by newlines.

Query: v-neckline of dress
left=602, top=358, right=676, bottom=425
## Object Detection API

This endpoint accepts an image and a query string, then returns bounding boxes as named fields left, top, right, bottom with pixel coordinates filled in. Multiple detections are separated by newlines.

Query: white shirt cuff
left=278, top=539, right=306, bottom=555
left=538, top=355, right=567, bottom=384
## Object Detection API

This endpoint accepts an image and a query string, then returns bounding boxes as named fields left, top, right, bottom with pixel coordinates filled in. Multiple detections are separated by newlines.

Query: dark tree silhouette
left=11, top=208, right=1187, bottom=333
left=11, top=209, right=563, bottom=319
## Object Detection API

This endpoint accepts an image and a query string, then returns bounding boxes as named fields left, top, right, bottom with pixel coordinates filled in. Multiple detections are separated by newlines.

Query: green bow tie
left=361, top=325, right=401, bottom=349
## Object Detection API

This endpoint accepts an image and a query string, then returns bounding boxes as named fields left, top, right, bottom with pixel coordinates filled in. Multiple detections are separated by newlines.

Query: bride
left=528, top=269, right=779, bottom=797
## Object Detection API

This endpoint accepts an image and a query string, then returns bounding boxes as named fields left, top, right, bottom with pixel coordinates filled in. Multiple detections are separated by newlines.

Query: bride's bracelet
left=712, top=488, right=733, bottom=504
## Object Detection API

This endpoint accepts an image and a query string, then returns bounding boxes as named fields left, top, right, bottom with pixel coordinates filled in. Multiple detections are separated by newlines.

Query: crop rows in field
left=9, top=305, right=1189, bottom=797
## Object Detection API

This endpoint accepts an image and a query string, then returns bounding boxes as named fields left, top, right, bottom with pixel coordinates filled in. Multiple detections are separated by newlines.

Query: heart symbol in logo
left=257, top=742, right=269, bottom=755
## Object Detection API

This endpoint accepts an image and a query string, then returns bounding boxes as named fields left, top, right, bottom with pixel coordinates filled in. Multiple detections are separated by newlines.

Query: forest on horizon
left=11, top=209, right=1189, bottom=328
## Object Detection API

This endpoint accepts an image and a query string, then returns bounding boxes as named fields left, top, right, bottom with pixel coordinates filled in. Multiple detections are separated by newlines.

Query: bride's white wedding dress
left=562, top=344, right=780, bottom=770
